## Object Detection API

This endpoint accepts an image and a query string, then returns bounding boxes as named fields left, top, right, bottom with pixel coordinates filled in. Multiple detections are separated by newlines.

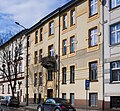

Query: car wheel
left=37, top=106, right=42, bottom=111
left=54, top=108, right=61, bottom=111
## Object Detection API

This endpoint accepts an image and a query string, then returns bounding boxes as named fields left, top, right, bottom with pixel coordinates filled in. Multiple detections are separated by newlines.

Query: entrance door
left=38, top=93, right=41, bottom=103
left=34, top=93, right=36, bottom=103
left=47, top=89, right=53, bottom=98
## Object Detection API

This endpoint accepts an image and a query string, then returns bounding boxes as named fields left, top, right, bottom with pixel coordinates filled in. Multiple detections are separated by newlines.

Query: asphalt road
left=0, top=105, right=37, bottom=111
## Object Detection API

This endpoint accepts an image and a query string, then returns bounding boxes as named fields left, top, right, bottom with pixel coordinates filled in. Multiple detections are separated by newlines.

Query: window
left=49, top=21, right=54, bottom=35
left=34, top=51, right=38, bottom=64
left=27, top=36, right=30, bottom=47
left=2, top=85, right=4, bottom=94
left=89, top=0, right=98, bottom=16
left=39, top=72, right=42, bottom=86
left=89, top=27, right=98, bottom=47
left=35, top=30, right=38, bottom=44
left=111, top=96, right=120, bottom=108
left=62, top=93, right=66, bottom=99
left=40, top=28, right=43, bottom=41
left=19, top=41, right=22, bottom=54
left=110, top=0, right=120, bottom=9
left=48, top=45, right=54, bottom=56
left=89, top=61, right=98, bottom=81
left=34, top=73, right=37, bottom=87
left=70, top=9, right=75, bottom=26
left=70, top=36, right=75, bottom=53
left=63, top=14, right=67, bottom=30
left=89, top=93, right=98, bottom=107
left=111, top=61, right=120, bottom=82
left=70, top=93, right=74, bottom=106
left=39, top=49, right=42, bottom=62
left=8, top=84, right=10, bottom=94
left=110, top=23, right=120, bottom=45
left=62, top=39, right=67, bottom=55
left=62, top=67, right=66, bottom=84
left=19, top=62, right=22, bottom=73
left=9, top=51, right=11, bottom=60
left=70, top=66, right=75, bottom=83
left=28, top=54, right=30, bottom=65
left=48, top=70, right=53, bottom=81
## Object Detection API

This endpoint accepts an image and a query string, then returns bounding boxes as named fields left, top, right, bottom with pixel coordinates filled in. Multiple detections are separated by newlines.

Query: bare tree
left=0, top=30, right=26, bottom=97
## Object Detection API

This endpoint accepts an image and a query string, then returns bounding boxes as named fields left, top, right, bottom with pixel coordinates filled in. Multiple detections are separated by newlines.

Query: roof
left=26, top=0, right=79, bottom=35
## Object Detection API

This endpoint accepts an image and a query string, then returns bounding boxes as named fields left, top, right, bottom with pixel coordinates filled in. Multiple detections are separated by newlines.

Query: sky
left=0, top=0, right=71, bottom=29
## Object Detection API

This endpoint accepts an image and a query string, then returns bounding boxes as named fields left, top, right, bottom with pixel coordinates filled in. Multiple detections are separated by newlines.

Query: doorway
left=47, top=89, right=53, bottom=98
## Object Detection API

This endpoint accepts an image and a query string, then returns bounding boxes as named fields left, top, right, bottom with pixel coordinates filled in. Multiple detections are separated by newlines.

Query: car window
left=56, top=99, right=68, bottom=104
left=45, top=99, right=55, bottom=104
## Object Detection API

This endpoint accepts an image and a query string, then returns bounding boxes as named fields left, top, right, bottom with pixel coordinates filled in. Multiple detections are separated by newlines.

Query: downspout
left=102, top=0, right=105, bottom=110
left=58, top=8, right=61, bottom=98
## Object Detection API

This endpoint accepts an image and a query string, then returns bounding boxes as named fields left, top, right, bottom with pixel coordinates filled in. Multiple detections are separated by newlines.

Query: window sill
left=70, top=82, right=75, bottom=84
left=109, top=43, right=120, bottom=47
left=89, top=13, right=98, bottom=18
left=62, top=83, right=67, bottom=85
left=90, top=80, right=98, bottom=82
left=110, top=81, right=120, bottom=84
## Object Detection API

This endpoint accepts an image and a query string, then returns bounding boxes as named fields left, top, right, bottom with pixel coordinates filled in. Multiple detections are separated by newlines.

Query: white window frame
left=90, top=0, right=98, bottom=16
left=111, top=0, right=120, bottom=9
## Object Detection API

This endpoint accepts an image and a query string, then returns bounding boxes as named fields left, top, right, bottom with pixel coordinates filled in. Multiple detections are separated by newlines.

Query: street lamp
left=15, top=22, right=29, bottom=106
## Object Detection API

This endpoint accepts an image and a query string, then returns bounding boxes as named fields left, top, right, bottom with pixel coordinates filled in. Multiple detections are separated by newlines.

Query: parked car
left=1, top=96, right=19, bottom=107
left=37, top=98, right=76, bottom=111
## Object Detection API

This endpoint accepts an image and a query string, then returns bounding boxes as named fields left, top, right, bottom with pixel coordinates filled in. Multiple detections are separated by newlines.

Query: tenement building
left=104, top=0, right=120, bottom=109
left=25, top=0, right=104, bottom=109
left=0, top=30, right=27, bottom=102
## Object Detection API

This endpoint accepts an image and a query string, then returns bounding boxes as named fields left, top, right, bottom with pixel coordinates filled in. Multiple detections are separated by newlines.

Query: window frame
left=39, top=49, right=42, bottom=63
left=70, top=65, right=75, bottom=83
left=35, top=30, right=38, bottom=44
left=39, top=72, right=42, bottom=86
left=70, top=9, right=75, bottom=26
left=34, top=51, right=38, bottom=64
left=48, top=70, right=53, bottom=81
left=63, top=13, right=67, bottom=30
left=27, top=36, right=30, bottom=47
left=48, top=44, right=54, bottom=56
left=110, top=61, right=120, bottom=82
left=62, top=67, right=67, bottom=84
left=70, top=36, right=75, bottom=53
left=89, top=61, right=98, bottom=82
left=40, top=28, right=43, bottom=42
left=89, top=93, right=98, bottom=107
left=62, top=39, right=67, bottom=56
left=89, top=0, right=98, bottom=17
left=110, top=0, right=120, bottom=9
left=110, top=22, right=120, bottom=45
left=89, top=27, right=98, bottom=47
left=49, top=21, right=54, bottom=36
left=34, top=73, right=37, bottom=87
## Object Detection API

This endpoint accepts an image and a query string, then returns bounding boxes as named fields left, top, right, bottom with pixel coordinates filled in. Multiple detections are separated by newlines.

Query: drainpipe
left=58, top=8, right=61, bottom=98
left=102, top=0, right=105, bottom=110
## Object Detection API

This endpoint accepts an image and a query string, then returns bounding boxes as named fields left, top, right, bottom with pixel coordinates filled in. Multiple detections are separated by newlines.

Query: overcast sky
left=0, top=0, right=70, bottom=29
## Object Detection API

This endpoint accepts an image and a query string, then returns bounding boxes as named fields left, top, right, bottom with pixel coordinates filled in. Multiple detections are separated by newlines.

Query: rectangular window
left=110, top=96, right=120, bottom=108
left=39, top=49, right=42, bottom=62
left=28, top=54, right=30, bottom=65
left=19, top=62, right=22, bottom=73
left=62, top=93, right=66, bottom=99
left=39, top=72, right=42, bottom=86
left=70, top=93, right=74, bottom=106
left=70, top=36, right=75, bottom=53
left=27, top=36, right=30, bottom=47
left=34, top=73, right=37, bottom=87
left=2, top=85, right=4, bottom=94
left=111, top=61, right=120, bottom=82
left=62, top=39, right=67, bottom=55
left=9, top=51, right=11, bottom=60
left=89, top=61, right=98, bottom=81
left=70, top=9, right=75, bottom=26
left=48, top=45, right=54, bottom=56
left=48, top=70, right=53, bottom=81
left=70, top=66, right=75, bottom=83
left=63, top=14, right=67, bottom=30
left=35, top=30, right=38, bottom=44
left=49, top=21, right=54, bottom=35
left=34, top=51, right=38, bottom=64
left=8, top=84, right=10, bottom=94
left=40, top=28, right=43, bottom=41
left=110, top=0, right=120, bottom=9
left=89, top=93, right=98, bottom=107
left=89, top=0, right=98, bottom=16
left=62, top=67, right=66, bottom=84
left=89, top=27, right=98, bottom=47
left=110, top=23, right=120, bottom=45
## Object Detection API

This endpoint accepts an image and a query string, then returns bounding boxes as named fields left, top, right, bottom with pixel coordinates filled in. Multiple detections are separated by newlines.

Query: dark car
left=1, top=96, right=19, bottom=107
left=37, top=98, right=76, bottom=111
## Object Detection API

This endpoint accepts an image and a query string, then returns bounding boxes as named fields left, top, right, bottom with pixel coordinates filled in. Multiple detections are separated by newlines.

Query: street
left=0, top=105, right=37, bottom=111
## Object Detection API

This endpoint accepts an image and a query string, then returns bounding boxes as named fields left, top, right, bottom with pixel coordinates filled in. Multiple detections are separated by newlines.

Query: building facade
left=104, top=0, right=120, bottom=109
left=0, top=30, right=27, bottom=102
left=24, top=0, right=104, bottom=109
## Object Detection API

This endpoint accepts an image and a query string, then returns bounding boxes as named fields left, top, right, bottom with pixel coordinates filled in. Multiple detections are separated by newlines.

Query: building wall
left=104, top=0, right=120, bottom=109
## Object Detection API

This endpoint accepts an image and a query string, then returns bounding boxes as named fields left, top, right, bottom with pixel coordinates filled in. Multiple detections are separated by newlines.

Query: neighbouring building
left=0, top=30, right=27, bottom=102
left=104, top=0, right=120, bottom=109
left=24, top=0, right=104, bottom=109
